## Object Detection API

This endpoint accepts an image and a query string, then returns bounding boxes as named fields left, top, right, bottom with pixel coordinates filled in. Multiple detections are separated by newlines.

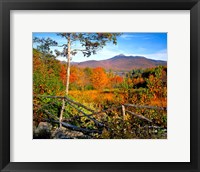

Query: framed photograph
left=0, top=0, right=199, bottom=171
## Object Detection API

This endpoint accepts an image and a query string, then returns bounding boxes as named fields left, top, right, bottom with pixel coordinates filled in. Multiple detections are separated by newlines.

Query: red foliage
left=60, top=64, right=66, bottom=85
left=110, top=75, right=123, bottom=84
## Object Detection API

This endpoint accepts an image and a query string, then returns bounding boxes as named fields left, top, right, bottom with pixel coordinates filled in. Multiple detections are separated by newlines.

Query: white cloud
left=120, top=34, right=152, bottom=40
left=120, top=34, right=132, bottom=39
left=126, top=49, right=167, bottom=61
left=144, top=49, right=167, bottom=61
left=59, top=47, right=167, bottom=62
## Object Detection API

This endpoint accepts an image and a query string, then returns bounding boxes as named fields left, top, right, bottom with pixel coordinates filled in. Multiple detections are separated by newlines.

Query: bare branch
left=57, top=44, right=68, bottom=48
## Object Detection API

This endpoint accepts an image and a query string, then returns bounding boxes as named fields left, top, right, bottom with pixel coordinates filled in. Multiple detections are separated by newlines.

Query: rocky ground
left=33, top=122, right=92, bottom=139
left=33, top=122, right=167, bottom=139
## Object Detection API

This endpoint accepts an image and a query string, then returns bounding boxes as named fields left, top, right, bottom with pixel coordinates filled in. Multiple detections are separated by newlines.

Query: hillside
left=70, top=54, right=167, bottom=71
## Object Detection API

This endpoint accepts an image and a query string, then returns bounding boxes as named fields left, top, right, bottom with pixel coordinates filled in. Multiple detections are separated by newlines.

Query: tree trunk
left=121, top=105, right=125, bottom=120
left=59, top=34, right=71, bottom=128
left=121, top=105, right=126, bottom=136
left=65, top=35, right=71, bottom=96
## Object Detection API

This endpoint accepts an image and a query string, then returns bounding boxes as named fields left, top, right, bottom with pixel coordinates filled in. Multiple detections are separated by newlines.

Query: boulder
left=33, top=122, right=52, bottom=139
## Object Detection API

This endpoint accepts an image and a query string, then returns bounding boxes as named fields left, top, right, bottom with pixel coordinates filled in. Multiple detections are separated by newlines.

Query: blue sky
left=33, top=32, right=167, bottom=62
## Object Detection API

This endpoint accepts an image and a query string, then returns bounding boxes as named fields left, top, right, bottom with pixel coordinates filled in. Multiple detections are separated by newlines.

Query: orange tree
left=91, top=67, right=109, bottom=90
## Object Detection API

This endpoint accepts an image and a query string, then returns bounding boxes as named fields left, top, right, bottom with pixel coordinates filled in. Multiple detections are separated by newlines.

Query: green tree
left=33, top=37, right=58, bottom=57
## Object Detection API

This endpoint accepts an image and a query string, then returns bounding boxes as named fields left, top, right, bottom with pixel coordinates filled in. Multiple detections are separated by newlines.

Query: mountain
left=72, top=54, right=167, bottom=71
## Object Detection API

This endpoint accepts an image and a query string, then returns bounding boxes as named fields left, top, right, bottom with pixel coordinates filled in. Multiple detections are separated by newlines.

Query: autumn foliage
left=60, top=64, right=67, bottom=85
left=33, top=48, right=167, bottom=139
left=91, top=67, right=108, bottom=90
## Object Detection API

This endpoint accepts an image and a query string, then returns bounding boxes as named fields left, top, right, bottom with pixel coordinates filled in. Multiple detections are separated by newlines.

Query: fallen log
left=65, top=97, right=95, bottom=113
left=33, top=95, right=95, bottom=113
left=124, top=104, right=167, bottom=111
left=45, top=119, right=102, bottom=134
left=126, top=110, right=152, bottom=123
left=67, top=101, right=105, bottom=128
left=140, top=125, right=167, bottom=130
left=87, top=105, right=122, bottom=117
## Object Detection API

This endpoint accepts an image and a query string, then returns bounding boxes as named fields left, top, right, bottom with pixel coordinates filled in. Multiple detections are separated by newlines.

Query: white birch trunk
left=59, top=35, right=71, bottom=128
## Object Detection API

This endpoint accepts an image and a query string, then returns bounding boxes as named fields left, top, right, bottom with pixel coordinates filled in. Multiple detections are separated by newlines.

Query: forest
left=33, top=33, right=167, bottom=139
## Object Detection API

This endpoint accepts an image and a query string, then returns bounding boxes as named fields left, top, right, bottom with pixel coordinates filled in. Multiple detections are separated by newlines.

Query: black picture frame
left=0, top=0, right=199, bottom=171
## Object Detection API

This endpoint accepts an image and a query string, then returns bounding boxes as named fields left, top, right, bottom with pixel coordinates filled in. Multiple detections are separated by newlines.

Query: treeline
left=33, top=48, right=167, bottom=107
left=33, top=48, right=124, bottom=95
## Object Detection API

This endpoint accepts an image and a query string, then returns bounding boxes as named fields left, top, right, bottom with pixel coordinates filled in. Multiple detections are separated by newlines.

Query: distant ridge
left=65, top=54, right=167, bottom=71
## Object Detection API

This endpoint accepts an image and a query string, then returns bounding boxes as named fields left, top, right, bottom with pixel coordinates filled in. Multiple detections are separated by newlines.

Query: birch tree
left=55, top=33, right=121, bottom=128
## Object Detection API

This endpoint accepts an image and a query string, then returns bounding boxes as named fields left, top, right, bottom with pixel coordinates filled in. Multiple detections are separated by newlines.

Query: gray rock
left=33, top=122, right=52, bottom=139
